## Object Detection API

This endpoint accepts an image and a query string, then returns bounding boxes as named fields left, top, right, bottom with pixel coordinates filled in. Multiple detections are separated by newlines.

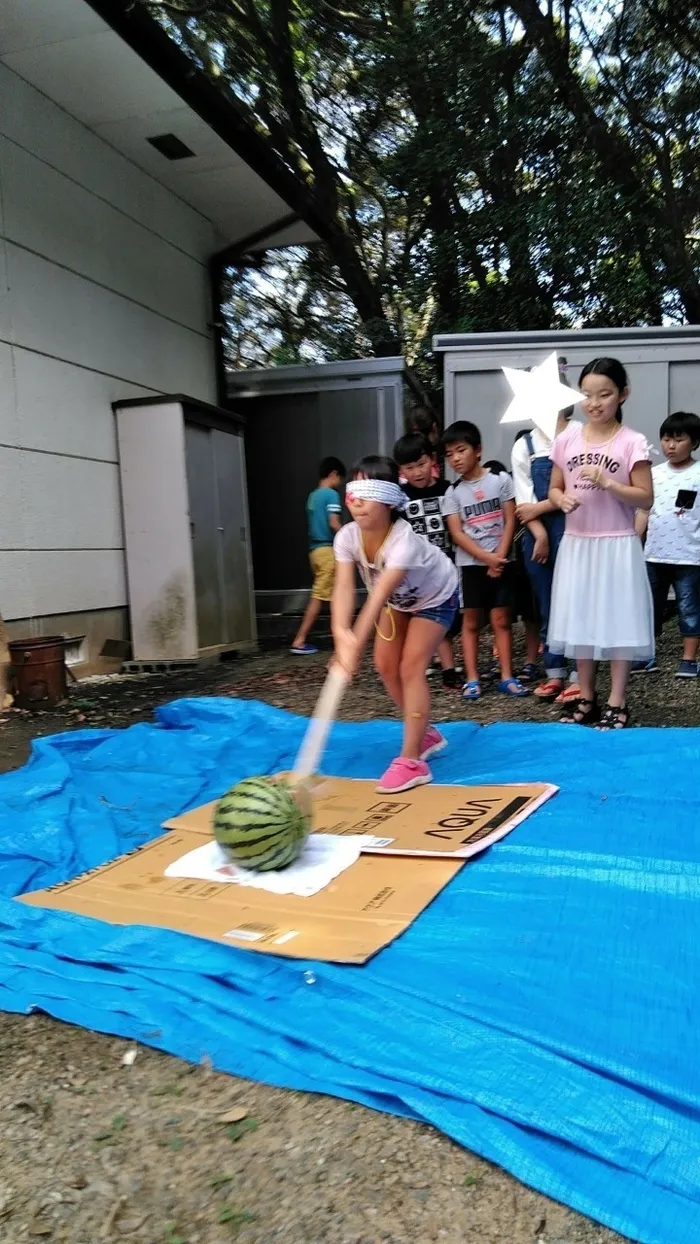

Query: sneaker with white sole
left=376, top=757, right=432, bottom=793
left=420, top=726, right=447, bottom=761
left=675, top=659, right=699, bottom=679
left=630, top=658, right=658, bottom=674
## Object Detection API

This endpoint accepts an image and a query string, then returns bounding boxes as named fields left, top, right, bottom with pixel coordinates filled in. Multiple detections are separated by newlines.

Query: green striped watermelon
left=212, top=776, right=310, bottom=871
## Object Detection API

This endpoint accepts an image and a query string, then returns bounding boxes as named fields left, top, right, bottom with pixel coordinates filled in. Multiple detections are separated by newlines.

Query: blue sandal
left=461, top=680, right=482, bottom=700
left=498, top=678, right=530, bottom=698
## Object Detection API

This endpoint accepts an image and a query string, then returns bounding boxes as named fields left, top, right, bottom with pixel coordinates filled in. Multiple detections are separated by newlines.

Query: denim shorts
left=647, top=562, right=700, bottom=637
left=414, top=589, right=460, bottom=629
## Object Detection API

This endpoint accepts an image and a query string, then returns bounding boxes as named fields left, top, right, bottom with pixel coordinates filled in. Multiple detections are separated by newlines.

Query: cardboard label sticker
left=224, top=924, right=275, bottom=943
left=164, top=778, right=558, bottom=858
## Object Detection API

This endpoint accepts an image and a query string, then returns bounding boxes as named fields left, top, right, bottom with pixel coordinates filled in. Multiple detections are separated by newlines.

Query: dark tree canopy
left=146, top=0, right=700, bottom=380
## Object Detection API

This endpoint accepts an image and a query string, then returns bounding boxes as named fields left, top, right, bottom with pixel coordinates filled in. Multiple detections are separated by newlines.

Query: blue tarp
left=1, top=697, right=699, bottom=1244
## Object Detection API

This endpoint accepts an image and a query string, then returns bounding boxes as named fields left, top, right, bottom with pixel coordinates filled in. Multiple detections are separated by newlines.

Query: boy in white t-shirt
left=635, top=411, right=700, bottom=678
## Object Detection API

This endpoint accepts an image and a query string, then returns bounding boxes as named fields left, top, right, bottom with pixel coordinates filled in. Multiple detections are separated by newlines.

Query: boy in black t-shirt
left=394, top=433, right=460, bottom=688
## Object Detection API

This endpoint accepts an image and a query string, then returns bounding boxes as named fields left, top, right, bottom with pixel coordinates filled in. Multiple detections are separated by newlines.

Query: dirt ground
left=1, top=628, right=692, bottom=1244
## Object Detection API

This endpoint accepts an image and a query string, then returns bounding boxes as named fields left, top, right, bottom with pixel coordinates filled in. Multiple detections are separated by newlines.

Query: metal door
left=243, top=393, right=321, bottom=591
left=212, top=428, right=255, bottom=643
left=184, top=422, right=223, bottom=649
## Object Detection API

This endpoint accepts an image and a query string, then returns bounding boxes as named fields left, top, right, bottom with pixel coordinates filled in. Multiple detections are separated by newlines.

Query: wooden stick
left=290, top=665, right=348, bottom=785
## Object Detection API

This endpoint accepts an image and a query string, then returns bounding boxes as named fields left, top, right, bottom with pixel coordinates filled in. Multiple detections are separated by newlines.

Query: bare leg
left=462, top=610, right=481, bottom=682
left=373, top=608, right=410, bottom=710
left=491, top=607, right=513, bottom=680
left=683, top=637, right=699, bottom=661
left=525, top=620, right=540, bottom=665
left=609, top=659, right=632, bottom=707
left=577, top=658, right=597, bottom=702
left=291, top=597, right=322, bottom=649
left=398, top=618, right=446, bottom=759
left=437, top=638, right=454, bottom=671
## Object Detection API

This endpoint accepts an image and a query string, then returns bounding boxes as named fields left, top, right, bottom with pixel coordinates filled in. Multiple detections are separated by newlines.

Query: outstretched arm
left=332, top=563, right=406, bottom=677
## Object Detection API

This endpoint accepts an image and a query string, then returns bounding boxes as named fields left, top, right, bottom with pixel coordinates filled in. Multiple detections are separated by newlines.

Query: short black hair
left=320, top=456, right=346, bottom=479
left=350, top=454, right=399, bottom=484
left=483, top=459, right=509, bottom=475
left=393, top=432, right=433, bottom=466
left=405, top=405, right=438, bottom=436
left=660, top=411, right=700, bottom=449
left=442, top=420, right=481, bottom=450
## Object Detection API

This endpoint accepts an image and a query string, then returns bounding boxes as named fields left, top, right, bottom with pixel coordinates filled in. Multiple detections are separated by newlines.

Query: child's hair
left=405, top=405, right=438, bottom=438
left=579, top=357, right=629, bottom=423
left=320, top=456, right=346, bottom=479
left=483, top=459, right=509, bottom=475
left=349, top=455, right=402, bottom=521
left=442, top=420, right=482, bottom=449
left=660, top=411, right=700, bottom=449
left=350, top=454, right=399, bottom=484
left=393, top=432, right=433, bottom=466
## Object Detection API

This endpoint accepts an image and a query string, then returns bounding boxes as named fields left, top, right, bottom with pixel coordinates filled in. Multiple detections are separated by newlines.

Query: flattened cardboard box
left=164, top=777, right=558, bottom=858
left=19, top=830, right=463, bottom=964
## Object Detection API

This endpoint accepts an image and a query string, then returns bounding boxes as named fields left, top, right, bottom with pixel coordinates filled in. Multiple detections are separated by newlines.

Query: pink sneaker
left=376, top=757, right=432, bottom=794
left=420, top=726, right=447, bottom=761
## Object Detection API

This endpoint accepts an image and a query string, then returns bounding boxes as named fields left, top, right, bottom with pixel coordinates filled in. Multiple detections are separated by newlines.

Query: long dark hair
left=579, top=357, right=629, bottom=423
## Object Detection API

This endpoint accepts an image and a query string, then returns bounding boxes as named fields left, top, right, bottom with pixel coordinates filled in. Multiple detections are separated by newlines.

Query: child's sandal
left=559, top=696, right=599, bottom=726
left=518, top=663, right=539, bottom=684
left=596, top=704, right=630, bottom=730
left=497, top=677, right=530, bottom=698
left=461, top=680, right=482, bottom=700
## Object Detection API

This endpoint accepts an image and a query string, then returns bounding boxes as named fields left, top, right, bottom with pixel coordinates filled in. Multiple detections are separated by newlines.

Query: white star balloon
left=500, top=351, right=584, bottom=441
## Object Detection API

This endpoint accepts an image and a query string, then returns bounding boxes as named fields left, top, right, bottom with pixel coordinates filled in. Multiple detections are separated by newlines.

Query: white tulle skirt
left=548, top=533, right=654, bottom=661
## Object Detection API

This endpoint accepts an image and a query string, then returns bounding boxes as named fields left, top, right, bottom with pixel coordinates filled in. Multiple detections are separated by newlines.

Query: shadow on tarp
left=1, top=696, right=699, bottom=1244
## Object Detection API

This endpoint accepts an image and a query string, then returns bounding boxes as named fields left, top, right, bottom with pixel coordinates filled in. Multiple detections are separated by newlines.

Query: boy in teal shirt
left=291, top=457, right=346, bottom=654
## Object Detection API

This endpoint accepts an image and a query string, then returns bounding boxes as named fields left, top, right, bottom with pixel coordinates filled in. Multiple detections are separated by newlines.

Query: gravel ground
left=0, top=626, right=693, bottom=1244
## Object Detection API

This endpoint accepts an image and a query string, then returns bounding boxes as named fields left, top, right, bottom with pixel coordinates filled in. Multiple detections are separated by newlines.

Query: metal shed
left=434, top=326, right=700, bottom=467
left=228, top=357, right=430, bottom=612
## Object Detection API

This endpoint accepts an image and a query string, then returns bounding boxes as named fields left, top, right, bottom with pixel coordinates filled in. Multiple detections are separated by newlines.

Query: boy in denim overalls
left=511, top=413, right=579, bottom=702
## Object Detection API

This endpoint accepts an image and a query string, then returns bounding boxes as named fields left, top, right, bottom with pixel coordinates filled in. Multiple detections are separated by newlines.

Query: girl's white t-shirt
left=334, top=518, right=458, bottom=613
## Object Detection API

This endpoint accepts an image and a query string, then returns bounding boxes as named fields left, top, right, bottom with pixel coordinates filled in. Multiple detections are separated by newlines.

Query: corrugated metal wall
left=435, top=329, right=700, bottom=467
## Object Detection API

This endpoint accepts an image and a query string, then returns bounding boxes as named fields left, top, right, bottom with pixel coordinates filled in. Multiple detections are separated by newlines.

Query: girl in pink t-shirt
left=548, top=358, right=654, bottom=729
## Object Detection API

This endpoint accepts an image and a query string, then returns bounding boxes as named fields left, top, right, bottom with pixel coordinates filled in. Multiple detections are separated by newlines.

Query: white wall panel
left=0, top=0, right=105, bottom=57
left=17, top=453, right=123, bottom=550
left=0, top=61, right=224, bottom=624
left=0, top=445, right=27, bottom=547
left=0, top=549, right=125, bottom=618
left=0, top=341, right=19, bottom=446
left=669, top=363, right=700, bottom=414
left=0, top=137, right=210, bottom=333
left=0, top=65, right=216, bottom=260
left=0, top=182, right=10, bottom=342
left=6, top=243, right=217, bottom=401
left=11, top=348, right=145, bottom=462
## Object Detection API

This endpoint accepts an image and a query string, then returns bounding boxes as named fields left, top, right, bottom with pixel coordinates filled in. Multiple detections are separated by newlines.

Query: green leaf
left=226, top=1117, right=259, bottom=1142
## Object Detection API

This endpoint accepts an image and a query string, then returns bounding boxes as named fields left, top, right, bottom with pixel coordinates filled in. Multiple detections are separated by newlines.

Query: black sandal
left=596, top=704, right=630, bottom=730
left=559, top=695, right=600, bottom=726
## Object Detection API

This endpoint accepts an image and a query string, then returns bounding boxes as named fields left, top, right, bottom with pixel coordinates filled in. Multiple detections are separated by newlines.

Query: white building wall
left=0, top=62, right=219, bottom=626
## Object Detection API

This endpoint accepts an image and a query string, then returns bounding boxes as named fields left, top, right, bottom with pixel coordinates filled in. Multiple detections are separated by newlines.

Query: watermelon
left=212, top=776, right=311, bottom=871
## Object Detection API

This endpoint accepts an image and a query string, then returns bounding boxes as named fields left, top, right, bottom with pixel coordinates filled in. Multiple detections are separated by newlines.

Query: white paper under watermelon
left=164, top=833, right=371, bottom=898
